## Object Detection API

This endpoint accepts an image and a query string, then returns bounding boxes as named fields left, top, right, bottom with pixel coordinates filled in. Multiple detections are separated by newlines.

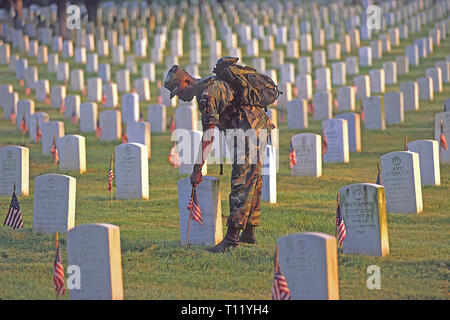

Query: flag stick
left=185, top=188, right=194, bottom=248
left=334, top=194, right=339, bottom=241
left=56, top=232, right=59, bottom=300
left=12, top=183, right=16, bottom=241
left=274, top=244, right=279, bottom=273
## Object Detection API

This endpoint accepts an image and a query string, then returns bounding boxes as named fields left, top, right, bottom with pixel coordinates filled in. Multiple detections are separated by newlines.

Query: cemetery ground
left=0, top=20, right=449, bottom=300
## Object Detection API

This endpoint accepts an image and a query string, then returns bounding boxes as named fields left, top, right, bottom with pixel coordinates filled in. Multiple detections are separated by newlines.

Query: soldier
left=164, top=60, right=275, bottom=253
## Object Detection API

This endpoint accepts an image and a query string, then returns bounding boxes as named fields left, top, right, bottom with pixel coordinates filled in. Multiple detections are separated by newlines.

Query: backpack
left=213, top=57, right=282, bottom=111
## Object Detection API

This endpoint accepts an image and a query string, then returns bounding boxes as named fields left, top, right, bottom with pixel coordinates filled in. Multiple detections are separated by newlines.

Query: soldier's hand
left=190, top=167, right=203, bottom=187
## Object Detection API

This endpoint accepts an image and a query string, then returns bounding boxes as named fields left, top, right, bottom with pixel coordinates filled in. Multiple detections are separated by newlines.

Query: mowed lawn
left=0, top=15, right=449, bottom=300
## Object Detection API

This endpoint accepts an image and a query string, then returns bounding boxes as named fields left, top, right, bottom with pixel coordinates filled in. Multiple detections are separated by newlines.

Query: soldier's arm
left=193, top=124, right=216, bottom=172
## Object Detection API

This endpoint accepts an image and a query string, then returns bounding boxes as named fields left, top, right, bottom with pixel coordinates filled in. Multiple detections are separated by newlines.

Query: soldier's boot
left=208, top=226, right=241, bottom=253
left=239, top=225, right=257, bottom=244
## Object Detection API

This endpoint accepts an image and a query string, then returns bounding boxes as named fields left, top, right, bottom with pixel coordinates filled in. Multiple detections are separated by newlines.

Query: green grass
left=0, top=15, right=449, bottom=300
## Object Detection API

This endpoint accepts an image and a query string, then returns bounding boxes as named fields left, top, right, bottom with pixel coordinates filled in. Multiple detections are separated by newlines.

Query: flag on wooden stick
left=10, top=111, right=16, bottom=125
left=108, top=155, right=114, bottom=191
left=51, top=134, right=59, bottom=165
left=3, top=184, right=24, bottom=230
left=289, top=138, right=297, bottom=169
left=187, top=187, right=202, bottom=225
left=70, top=111, right=79, bottom=125
left=322, top=129, right=328, bottom=155
left=336, top=194, right=347, bottom=247
left=59, top=103, right=66, bottom=115
left=53, top=233, right=65, bottom=297
left=272, top=245, right=291, bottom=300
left=122, top=128, right=128, bottom=143
left=440, top=120, right=448, bottom=151
left=36, top=119, right=42, bottom=142
left=20, top=114, right=28, bottom=135
left=404, top=136, right=408, bottom=151
left=95, top=119, right=102, bottom=138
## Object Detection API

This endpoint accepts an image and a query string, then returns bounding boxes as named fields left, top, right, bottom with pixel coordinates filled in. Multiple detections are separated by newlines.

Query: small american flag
left=53, top=241, right=66, bottom=296
left=10, top=111, right=16, bottom=125
left=36, top=119, right=42, bottom=142
left=102, top=94, right=107, bottom=105
left=95, top=120, right=102, bottom=138
left=108, top=155, right=114, bottom=191
left=272, top=246, right=291, bottom=300
left=336, top=194, right=346, bottom=247
left=19, top=79, right=24, bottom=86
left=45, top=94, right=51, bottom=106
left=376, top=163, right=383, bottom=186
left=289, top=139, right=297, bottom=169
left=70, top=111, right=79, bottom=125
left=59, top=103, right=66, bottom=115
left=168, top=145, right=181, bottom=168
left=122, top=130, right=128, bottom=143
left=440, top=120, right=448, bottom=151
left=322, top=129, right=328, bottom=155
left=25, top=87, right=31, bottom=95
left=3, top=187, right=24, bottom=230
left=20, top=115, right=28, bottom=135
left=308, top=101, right=315, bottom=115
left=51, top=135, right=59, bottom=165
left=187, top=187, right=202, bottom=225
left=360, top=110, right=365, bottom=123
left=169, top=117, right=176, bottom=134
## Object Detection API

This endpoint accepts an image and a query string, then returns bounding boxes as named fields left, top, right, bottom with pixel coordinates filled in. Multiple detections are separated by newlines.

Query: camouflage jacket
left=196, top=76, right=275, bottom=132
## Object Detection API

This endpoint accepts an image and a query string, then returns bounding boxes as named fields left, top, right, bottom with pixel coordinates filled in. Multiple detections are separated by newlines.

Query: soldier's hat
left=164, top=65, right=191, bottom=99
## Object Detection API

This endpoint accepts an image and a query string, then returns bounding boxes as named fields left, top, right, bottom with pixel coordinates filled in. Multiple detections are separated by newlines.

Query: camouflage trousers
left=225, top=127, right=268, bottom=229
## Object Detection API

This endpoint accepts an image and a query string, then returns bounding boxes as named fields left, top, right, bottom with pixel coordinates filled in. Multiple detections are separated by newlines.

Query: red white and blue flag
left=108, top=155, right=114, bottom=191
left=289, top=139, right=297, bottom=169
left=440, top=120, right=448, bottom=151
left=3, top=188, right=24, bottom=230
left=272, top=245, right=291, bottom=300
left=53, top=241, right=65, bottom=296
left=336, top=194, right=347, bottom=247
left=187, top=187, right=202, bottom=225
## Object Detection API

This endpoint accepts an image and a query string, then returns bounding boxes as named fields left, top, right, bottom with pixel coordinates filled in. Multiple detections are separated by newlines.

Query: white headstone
left=287, top=99, right=308, bottom=129
left=41, top=121, right=65, bottom=155
left=322, top=119, right=350, bottom=163
left=380, top=151, right=423, bottom=214
left=400, top=82, right=419, bottom=111
left=339, top=183, right=389, bottom=256
left=80, top=102, right=97, bottom=133
left=67, top=223, right=123, bottom=300
left=313, top=91, right=332, bottom=120
left=32, top=174, right=76, bottom=233
left=178, top=176, right=222, bottom=245
left=277, top=232, right=339, bottom=300
left=384, top=91, right=404, bottom=124
left=147, top=104, right=166, bottom=133
left=115, top=143, right=149, bottom=200
left=363, top=96, right=386, bottom=130
left=291, top=133, right=322, bottom=177
left=99, top=110, right=121, bottom=141
left=127, top=121, right=151, bottom=158
left=335, top=113, right=361, bottom=152
left=0, top=146, right=29, bottom=197
left=407, top=140, right=440, bottom=186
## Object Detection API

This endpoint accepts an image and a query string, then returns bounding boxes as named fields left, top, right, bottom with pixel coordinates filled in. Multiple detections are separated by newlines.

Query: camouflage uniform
left=196, top=76, right=275, bottom=229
